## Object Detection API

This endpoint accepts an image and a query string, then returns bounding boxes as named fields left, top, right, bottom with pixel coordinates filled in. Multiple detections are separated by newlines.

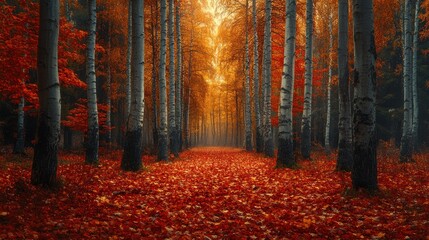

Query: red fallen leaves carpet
left=0, top=148, right=428, bottom=239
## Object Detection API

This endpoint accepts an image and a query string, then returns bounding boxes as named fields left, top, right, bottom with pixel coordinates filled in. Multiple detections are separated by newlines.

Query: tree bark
left=85, top=0, right=99, bottom=165
left=121, top=0, right=145, bottom=171
left=277, top=0, right=296, bottom=168
left=324, top=13, right=334, bottom=155
left=126, top=0, right=132, bottom=119
left=411, top=0, right=420, bottom=150
left=336, top=0, right=353, bottom=172
left=158, top=0, right=169, bottom=161
left=252, top=0, right=263, bottom=153
left=106, top=22, right=112, bottom=145
left=14, top=96, right=25, bottom=154
left=400, top=0, right=413, bottom=163
left=244, top=0, right=253, bottom=151
left=150, top=0, right=159, bottom=154
left=262, top=0, right=274, bottom=157
left=168, top=0, right=179, bottom=157
left=31, top=0, right=61, bottom=186
left=301, top=0, right=314, bottom=159
left=352, top=0, right=378, bottom=191
left=175, top=2, right=183, bottom=152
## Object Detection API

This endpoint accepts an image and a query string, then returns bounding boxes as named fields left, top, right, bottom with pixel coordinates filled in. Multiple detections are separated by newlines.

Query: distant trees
left=31, top=0, right=61, bottom=186
left=121, top=0, right=145, bottom=171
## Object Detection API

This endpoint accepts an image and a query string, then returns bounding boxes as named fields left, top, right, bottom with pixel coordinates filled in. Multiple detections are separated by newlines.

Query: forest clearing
left=1, top=148, right=428, bottom=239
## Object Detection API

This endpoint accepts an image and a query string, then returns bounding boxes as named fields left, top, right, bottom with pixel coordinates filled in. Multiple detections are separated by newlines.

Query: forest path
left=0, top=148, right=428, bottom=239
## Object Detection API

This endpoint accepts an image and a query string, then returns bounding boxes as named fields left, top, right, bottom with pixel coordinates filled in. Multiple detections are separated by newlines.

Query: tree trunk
left=175, top=2, right=183, bottom=152
left=262, top=0, right=274, bottom=157
left=336, top=0, right=353, bottom=172
left=168, top=0, right=179, bottom=157
left=14, top=96, right=25, bottom=154
left=252, top=0, right=262, bottom=153
left=411, top=0, right=420, bottom=150
left=277, top=0, right=296, bottom=168
left=400, top=0, right=413, bottom=163
left=106, top=22, right=112, bottom=145
left=158, top=0, right=169, bottom=161
left=126, top=0, right=132, bottom=119
left=150, top=0, right=159, bottom=154
left=85, top=0, right=99, bottom=165
left=324, top=13, right=334, bottom=155
left=31, top=0, right=61, bottom=186
left=352, top=0, right=378, bottom=191
left=301, top=0, right=314, bottom=159
left=244, top=0, right=253, bottom=151
left=121, top=0, right=145, bottom=171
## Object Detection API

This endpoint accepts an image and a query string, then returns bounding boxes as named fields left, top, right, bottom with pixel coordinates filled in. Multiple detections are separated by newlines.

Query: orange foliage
left=0, top=148, right=428, bottom=238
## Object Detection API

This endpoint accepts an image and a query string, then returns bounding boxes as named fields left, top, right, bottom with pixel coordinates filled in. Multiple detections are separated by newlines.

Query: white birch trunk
left=336, top=0, right=353, bottom=171
left=301, top=0, right=314, bottom=159
left=324, top=13, right=333, bottom=155
left=121, top=0, right=145, bottom=171
left=277, top=0, right=297, bottom=168
left=252, top=0, right=263, bottom=153
left=262, top=0, right=274, bottom=157
left=31, top=0, right=61, bottom=186
left=400, top=0, right=413, bottom=162
left=244, top=0, right=253, bottom=151
left=352, top=0, right=378, bottom=191
left=411, top=0, right=420, bottom=149
left=85, top=0, right=99, bottom=164
left=168, top=0, right=178, bottom=157
left=158, top=0, right=169, bottom=161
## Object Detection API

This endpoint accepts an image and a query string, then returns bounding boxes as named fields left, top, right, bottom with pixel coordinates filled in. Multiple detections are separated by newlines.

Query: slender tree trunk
left=262, top=0, right=274, bottom=157
left=252, top=0, right=262, bottom=153
left=175, top=2, right=183, bottom=152
left=168, top=0, right=178, bottom=157
left=85, top=0, right=99, bottom=165
left=31, top=0, right=61, bottom=186
left=185, top=88, right=191, bottom=148
left=400, top=0, right=413, bottom=163
left=150, top=1, right=159, bottom=154
left=158, top=0, right=169, bottom=161
left=301, top=0, right=314, bottom=159
left=352, top=0, right=378, bottom=191
left=277, top=0, right=296, bottom=168
left=184, top=17, right=194, bottom=149
left=324, top=13, right=334, bottom=155
left=235, top=90, right=239, bottom=147
left=411, top=0, right=420, bottom=150
left=121, top=0, right=145, bottom=171
left=336, top=0, right=353, bottom=172
left=106, top=22, right=112, bottom=145
left=14, top=96, right=25, bottom=154
left=126, top=1, right=132, bottom=119
left=244, top=0, right=253, bottom=151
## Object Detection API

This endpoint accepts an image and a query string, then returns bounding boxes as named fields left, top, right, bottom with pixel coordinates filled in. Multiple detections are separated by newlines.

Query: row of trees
left=216, top=0, right=428, bottom=191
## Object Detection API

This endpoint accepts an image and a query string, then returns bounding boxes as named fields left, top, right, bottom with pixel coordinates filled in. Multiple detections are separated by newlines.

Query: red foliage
left=0, top=1, right=86, bottom=109
left=62, top=99, right=112, bottom=134
left=0, top=148, right=428, bottom=239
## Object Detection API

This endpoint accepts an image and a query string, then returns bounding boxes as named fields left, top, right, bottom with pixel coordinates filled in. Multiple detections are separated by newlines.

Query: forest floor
left=0, top=147, right=428, bottom=239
